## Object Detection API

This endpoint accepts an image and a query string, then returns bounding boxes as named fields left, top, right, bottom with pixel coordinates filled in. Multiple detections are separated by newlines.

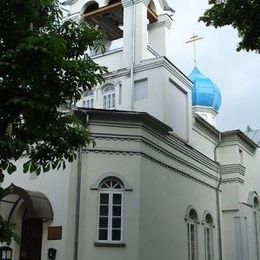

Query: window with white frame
left=102, top=84, right=116, bottom=110
left=97, top=178, right=123, bottom=242
left=82, top=90, right=94, bottom=108
left=204, top=213, right=214, bottom=260
left=187, top=208, right=198, bottom=260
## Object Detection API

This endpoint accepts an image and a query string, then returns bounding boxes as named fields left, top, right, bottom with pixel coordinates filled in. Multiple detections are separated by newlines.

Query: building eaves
left=75, top=108, right=173, bottom=135
left=222, top=129, right=258, bottom=150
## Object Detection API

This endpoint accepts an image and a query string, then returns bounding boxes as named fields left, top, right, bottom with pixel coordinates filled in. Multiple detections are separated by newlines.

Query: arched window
left=186, top=208, right=198, bottom=260
left=102, top=84, right=116, bottom=110
left=97, top=177, right=123, bottom=242
left=82, top=90, right=94, bottom=108
left=204, top=213, right=214, bottom=260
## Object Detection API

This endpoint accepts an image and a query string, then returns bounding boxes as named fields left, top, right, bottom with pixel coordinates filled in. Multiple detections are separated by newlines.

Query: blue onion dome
left=188, top=67, right=222, bottom=112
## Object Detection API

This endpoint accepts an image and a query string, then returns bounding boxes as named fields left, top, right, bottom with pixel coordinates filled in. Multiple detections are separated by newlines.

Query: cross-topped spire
left=186, top=34, right=203, bottom=67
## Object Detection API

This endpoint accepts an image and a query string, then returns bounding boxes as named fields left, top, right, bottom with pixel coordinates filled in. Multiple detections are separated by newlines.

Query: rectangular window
left=98, top=191, right=123, bottom=242
left=134, top=79, right=148, bottom=101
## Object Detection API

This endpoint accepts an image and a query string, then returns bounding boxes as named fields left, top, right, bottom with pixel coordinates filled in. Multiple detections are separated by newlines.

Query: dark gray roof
left=245, top=130, right=260, bottom=146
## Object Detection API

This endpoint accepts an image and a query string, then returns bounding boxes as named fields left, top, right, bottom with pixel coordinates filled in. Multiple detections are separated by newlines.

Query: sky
left=168, top=0, right=260, bottom=131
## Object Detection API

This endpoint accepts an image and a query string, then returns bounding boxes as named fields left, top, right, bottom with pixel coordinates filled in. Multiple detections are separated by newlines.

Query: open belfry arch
left=82, top=0, right=158, bottom=41
left=65, top=0, right=174, bottom=62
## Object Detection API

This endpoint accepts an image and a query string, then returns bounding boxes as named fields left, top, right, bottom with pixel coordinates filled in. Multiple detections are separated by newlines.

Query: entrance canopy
left=0, top=184, right=53, bottom=222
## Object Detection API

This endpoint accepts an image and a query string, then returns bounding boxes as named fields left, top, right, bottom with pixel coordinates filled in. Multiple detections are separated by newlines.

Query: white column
left=122, top=0, right=134, bottom=68
left=133, top=0, right=148, bottom=64
left=148, top=14, right=173, bottom=57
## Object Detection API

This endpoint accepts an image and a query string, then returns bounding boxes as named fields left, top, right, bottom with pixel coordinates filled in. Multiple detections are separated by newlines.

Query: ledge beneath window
left=94, top=241, right=126, bottom=247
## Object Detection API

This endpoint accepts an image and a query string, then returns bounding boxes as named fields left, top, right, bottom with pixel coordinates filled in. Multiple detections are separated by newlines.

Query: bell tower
left=65, top=0, right=193, bottom=143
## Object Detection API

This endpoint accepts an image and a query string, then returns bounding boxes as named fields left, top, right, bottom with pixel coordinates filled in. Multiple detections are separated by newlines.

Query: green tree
left=200, top=0, right=260, bottom=52
left=0, top=0, right=107, bottom=242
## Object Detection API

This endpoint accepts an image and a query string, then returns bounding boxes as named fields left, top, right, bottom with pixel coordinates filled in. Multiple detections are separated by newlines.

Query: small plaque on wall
left=48, top=226, right=62, bottom=240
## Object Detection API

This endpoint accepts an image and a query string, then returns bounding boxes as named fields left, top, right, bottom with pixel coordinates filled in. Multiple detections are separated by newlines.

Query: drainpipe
left=74, top=147, right=82, bottom=260
left=214, top=132, right=222, bottom=260
left=74, top=112, right=89, bottom=260
left=130, top=0, right=136, bottom=110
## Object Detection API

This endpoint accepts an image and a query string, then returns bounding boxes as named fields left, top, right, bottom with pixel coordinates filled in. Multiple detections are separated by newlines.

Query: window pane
left=114, top=183, right=122, bottom=189
left=112, top=93, right=115, bottom=108
left=101, top=182, right=109, bottom=189
left=113, top=206, right=121, bottom=216
left=112, top=217, right=121, bottom=228
left=103, top=96, right=106, bottom=109
left=99, top=217, right=108, bottom=228
left=100, top=193, right=109, bottom=204
left=112, top=229, right=121, bottom=241
left=98, top=229, right=108, bottom=240
left=108, top=95, right=111, bottom=108
left=113, top=194, right=122, bottom=205
left=100, top=205, right=108, bottom=216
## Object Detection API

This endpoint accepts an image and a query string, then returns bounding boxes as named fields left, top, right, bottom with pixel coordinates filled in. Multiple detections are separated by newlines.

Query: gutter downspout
left=130, top=0, right=136, bottom=110
left=74, top=112, right=89, bottom=260
left=74, top=147, right=82, bottom=260
left=214, top=132, right=222, bottom=260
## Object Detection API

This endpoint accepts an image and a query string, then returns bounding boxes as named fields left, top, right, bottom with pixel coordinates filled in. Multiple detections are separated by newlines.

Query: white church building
left=1, top=0, right=260, bottom=259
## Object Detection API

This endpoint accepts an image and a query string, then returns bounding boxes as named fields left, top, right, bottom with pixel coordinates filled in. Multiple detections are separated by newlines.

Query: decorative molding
left=91, top=47, right=123, bottom=59
left=90, top=133, right=219, bottom=182
left=221, top=164, right=245, bottom=185
left=220, top=130, right=258, bottom=155
left=247, top=191, right=259, bottom=207
left=193, top=114, right=219, bottom=141
left=94, top=242, right=126, bottom=247
left=133, top=0, right=150, bottom=6
left=121, top=0, right=134, bottom=8
left=158, top=0, right=174, bottom=12
left=134, top=57, right=193, bottom=90
left=83, top=148, right=219, bottom=190
left=201, top=210, right=215, bottom=227
left=147, top=14, right=172, bottom=30
left=184, top=205, right=200, bottom=223
left=221, top=164, right=245, bottom=176
left=147, top=45, right=160, bottom=57
left=90, top=172, right=133, bottom=191
left=81, top=109, right=220, bottom=172
left=193, top=106, right=218, bottom=116
left=221, top=177, right=244, bottom=184
left=193, top=125, right=218, bottom=146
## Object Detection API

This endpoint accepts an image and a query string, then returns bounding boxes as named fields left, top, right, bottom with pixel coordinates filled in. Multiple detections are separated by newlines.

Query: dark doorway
left=20, top=218, right=43, bottom=260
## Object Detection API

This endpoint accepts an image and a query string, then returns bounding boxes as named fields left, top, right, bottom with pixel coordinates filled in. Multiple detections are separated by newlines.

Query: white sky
left=168, top=0, right=260, bottom=131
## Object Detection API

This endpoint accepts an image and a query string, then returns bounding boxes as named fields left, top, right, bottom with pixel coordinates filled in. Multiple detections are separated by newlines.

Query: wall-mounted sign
left=48, top=226, right=62, bottom=240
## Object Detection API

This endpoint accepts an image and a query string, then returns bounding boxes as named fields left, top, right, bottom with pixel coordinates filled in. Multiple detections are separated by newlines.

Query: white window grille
left=102, top=85, right=116, bottom=110
left=204, top=214, right=214, bottom=260
left=98, top=178, right=123, bottom=242
left=187, top=209, right=198, bottom=260
left=82, top=90, right=94, bottom=108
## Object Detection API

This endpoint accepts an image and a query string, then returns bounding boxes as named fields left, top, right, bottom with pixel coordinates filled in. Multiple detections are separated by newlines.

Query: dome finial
left=186, top=34, right=203, bottom=67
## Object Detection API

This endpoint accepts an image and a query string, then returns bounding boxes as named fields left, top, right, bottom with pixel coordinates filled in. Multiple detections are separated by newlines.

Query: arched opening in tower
left=82, top=0, right=158, bottom=52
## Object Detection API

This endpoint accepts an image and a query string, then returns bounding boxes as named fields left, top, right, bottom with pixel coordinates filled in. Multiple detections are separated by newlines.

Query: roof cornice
left=75, top=108, right=173, bottom=135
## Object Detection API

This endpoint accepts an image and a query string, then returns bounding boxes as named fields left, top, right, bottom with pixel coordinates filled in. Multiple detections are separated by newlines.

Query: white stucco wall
left=1, top=159, right=77, bottom=260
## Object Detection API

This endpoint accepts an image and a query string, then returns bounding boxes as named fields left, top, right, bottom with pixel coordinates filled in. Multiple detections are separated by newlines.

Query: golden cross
left=186, top=34, right=203, bottom=66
